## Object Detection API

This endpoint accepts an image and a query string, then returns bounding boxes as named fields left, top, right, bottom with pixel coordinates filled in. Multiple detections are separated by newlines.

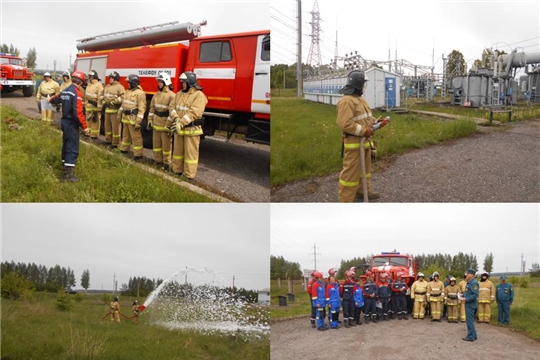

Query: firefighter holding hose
left=110, top=296, right=121, bottom=323
left=119, top=74, right=146, bottom=161
left=85, top=70, right=104, bottom=142
left=336, top=70, right=389, bottom=202
left=168, top=72, right=208, bottom=180
left=148, top=72, right=175, bottom=170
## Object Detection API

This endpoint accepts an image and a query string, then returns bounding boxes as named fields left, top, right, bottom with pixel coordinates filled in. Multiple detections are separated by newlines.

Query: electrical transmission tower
left=309, top=243, right=321, bottom=270
left=306, top=0, right=323, bottom=71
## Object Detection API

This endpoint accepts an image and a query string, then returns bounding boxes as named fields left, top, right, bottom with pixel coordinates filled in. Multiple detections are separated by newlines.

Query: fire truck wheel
left=23, top=86, right=34, bottom=97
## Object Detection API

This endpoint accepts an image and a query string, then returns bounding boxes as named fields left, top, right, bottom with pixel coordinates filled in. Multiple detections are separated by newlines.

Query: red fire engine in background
left=360, top=251, right=418, bottom=286
left=74, top=21, right=270, bottom=145
left=0, top=53, right=35, bottom=97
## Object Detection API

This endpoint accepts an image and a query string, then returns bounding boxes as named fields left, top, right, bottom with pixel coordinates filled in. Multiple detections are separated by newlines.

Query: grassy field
left=271, top=97, right=478, bottom=186
left=1, top=293, right=269, bottom=360
left=0, top=105, right=214, bottom=202
left=270, top=277, right=540, bottom=341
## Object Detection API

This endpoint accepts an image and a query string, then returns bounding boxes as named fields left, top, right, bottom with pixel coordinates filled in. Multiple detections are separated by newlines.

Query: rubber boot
left=403, top=313, right=409, bottom=320
left=349, top=318, right=356, bottom=326
left=398, top=314, right=403, bottom=320
left=344, top=319, right=350, bottom=328
left=372, top=314, right=378, bottom=323
left=364, top=315, right=370, bottom=324
left=310, top=319, right=315, bottom=328
left=367, top=179, right=380, bottom=200
left=63, top=166, right=79, bottom=182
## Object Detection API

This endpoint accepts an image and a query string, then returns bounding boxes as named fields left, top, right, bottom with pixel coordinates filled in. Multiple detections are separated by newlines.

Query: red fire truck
left=361, top=251, right=418, bottom=286
left=0, top=53, right=35, bottom=97
left=74, top=21, right=270, bottom=145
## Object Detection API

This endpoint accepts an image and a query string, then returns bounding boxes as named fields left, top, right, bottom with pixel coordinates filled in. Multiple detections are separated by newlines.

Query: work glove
left=134, top=123, right=141, bottom=130
left=363, top=126, right=374, bottom=138
left=36, top=97, right=40, bottom=103
left=146, top=119, right=153, bottom=130
left=171, top=119, right=183, bottom=134
left=83, top=128, right=91, bottom=136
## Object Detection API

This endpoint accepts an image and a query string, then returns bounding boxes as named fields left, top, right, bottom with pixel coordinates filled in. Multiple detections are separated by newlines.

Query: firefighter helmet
left=450, top=277, right=456, bottom=282
left=156, top=72, right=172, bottom=86
left=62, top=70, right=71, bottom=79
left=481, top=272, right=489, bottom=278
left=417, top=272, right=425, bottom=278
left=133, top=300, right=138, bottom=305
left=88, top=69, right=100, bottom=80
left=328, top=268, right=337, bottom=276
left=345, top=270, right=355, bottom=279
left=71, top=71, right=86, bottom=84
left=180, top=71, right=203, bottom=90
left=339, top=70, right=369, bottom=95
left=127, top=74, right=140, bottom=88
left=109, top=71, right=120, bottom=81
left=44, top=72, right=51, bottom=77
left=433, top=271, right=440, bottom=278
left=114, top=296, right=119, bottom=301
left=313, top=271, right=323, bottom=279
left=309, top=270, right=315, bottom=277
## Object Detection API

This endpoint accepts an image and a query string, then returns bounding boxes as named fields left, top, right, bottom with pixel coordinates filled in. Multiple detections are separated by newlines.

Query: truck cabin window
left=261, top=35, right=270, bottom=61
left=200, top=41, right=232, bottom=62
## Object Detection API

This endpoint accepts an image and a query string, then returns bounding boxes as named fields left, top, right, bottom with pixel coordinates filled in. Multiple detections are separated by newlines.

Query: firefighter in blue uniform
left=353, top=277, right=364, bottom=325
left=496, top=275, right=514, bottom=325
left=377, top=273, right=392, bottom=321
left=340, top=270, right=356, bottom=328
left=311, top=271, right=327, bottom=331
left=462, top=268, right=479, bottom=341
left=326, top=276, right=341, bottom=329
left=362, top=270, right=378, bottom=323
left=391, top=272, right=409, bottom=320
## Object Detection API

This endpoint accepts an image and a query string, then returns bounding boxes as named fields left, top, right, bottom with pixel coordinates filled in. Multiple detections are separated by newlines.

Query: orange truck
left=0, top=53, right=35, bottom=97
left=74, top=21, right=270, bottom=145
left=361, top=251, right=418, bottom=286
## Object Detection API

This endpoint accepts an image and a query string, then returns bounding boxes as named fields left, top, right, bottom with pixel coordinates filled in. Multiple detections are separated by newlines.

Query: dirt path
left=271, top=316, right=540, bottom=360
left=271, top=120, right=540, bottom=202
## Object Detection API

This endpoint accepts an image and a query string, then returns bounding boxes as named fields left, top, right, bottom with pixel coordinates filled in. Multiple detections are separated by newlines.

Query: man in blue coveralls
left=462, top=268, right=479, bottom=341
left=496, top=275, right=514, bottom=325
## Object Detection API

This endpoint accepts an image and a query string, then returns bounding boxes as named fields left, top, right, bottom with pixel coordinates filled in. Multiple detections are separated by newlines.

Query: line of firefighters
left=307, top=267, right=512, bottom=331
left=36, top=69, right=207, bottom=182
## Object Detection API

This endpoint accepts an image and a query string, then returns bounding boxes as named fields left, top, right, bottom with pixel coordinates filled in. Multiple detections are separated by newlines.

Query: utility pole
left=296, top=0, right=302, bottom=98
left=310, top=242, right=321, bottom=270
left=232, top=275, right=235, bottom=293
left=521, top=253, right=525, bottom=277
left=185, top=266, right=188, bottom=284
left=113, top=273, right=116, bottom=294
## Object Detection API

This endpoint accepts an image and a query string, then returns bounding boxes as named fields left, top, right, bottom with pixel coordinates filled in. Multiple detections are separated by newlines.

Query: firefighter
left=427, top=271, right=444, bottom=322
left=462, top=269, right=479, bottom=341
left=444, top=276, right=460, bottom=323
left=458, top=272, right=468, bottom=322
left=84, top=70, right=104, bottom=141
left=477, top=272, right=495, bottom=323
left=353, top=277, right=364, bottom=325
left=59, top=70, right=72, bottom=92
left=377, top=272, right=391, bottom=321
left=326, top=276, right=341, bottom=329
left=362, top=270, right=378, bottom=323
left=49, top=71, right=89, bottom=182
left=307, top=271, right=317, bottom=328
left=168, top=71, right=208, bottom=180
left=110, top=296, right=121, bottom=323
left=340, top=270, right=356, bottom=328
left=411, top=272, right=428, bottom=319
left=132, top=300, right=140, bottom=323
left=36, top=72, right=60, bottom=123
left=311, top=271, right=327, bottom=331
left=496, top=275, right=514, bottom=325
left=119, top=74, right=146, bottom=161
left=336, top=70, right=389, bottom=202
left=390, top=272, right=408, bottom=320
left=101, top=71, right=125, bottom=149
left=148, top=72, right=175, bottom=170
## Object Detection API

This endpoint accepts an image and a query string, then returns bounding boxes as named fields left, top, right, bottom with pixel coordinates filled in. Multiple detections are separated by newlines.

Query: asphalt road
left=1, top=91, right=270, bottom=202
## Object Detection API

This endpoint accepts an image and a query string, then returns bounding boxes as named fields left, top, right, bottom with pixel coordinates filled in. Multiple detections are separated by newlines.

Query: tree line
left=270, top=255, right=303, bottom=280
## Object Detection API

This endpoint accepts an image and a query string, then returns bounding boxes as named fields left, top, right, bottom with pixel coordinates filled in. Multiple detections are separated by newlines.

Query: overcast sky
left=2, top=204, right=270, bottom=291
left=1, top=0, right=270, bottom=70
left=271, top=203, right=540, bottom=275
left=271, top=0, right=540, bottom=76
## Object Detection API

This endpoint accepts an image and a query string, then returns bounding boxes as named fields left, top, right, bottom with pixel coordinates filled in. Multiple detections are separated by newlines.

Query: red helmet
left=313, top=271, right=323, bottom=279
left=380, top=273, right=389, bottom=280
left=71, top=71, right=86, bottom=83
left=328, top=268, right=337, bottom=276
left=396, top=272, right=404, bottom=278
left=309, top=271, right=315, bottom=278
left=365, top=270, right=374, bottom=278
left=349, top=267, right=357, bottom=273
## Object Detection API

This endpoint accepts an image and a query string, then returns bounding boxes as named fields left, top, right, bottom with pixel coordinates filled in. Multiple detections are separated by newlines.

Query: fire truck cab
left=0, top=53, right=35, bottom=97
left=74, top=21, right=270, bottom=146
left=361, top=251, right=417, bottom=286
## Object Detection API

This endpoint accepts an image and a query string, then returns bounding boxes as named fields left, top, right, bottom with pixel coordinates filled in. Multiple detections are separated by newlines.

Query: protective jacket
left=336, top=94, right=376, bottom=137
left=478, top=279, right=495, bottom=303
left=391, top=279, right=408, bottom=297
left=85, top=79, right=104, bottom=112
left=353, top=283, right=364, bottom=308
left=377, top=281, right=391, bottom=299
left=411, top=279, right=428, bottom=300
left=36, top=78, right=60, bottom=100
left=428, top=280, right=445, bottom=301
left=326, top=283, right=341, bottom=309
left=49, top=84, right=87, bottom=130
left=311, top=280, right=326, bottom=308
left=340, top=280, right=355, bottom=301
left=149, top=86, right=175, bottom=131
left=444, top=284, right=461, bottom=306
left=362, top=279, right=378, bottom=298
left=102, top=81, right=125, bottom=113
left=168, top=87, right=207, bottom=136
left=119, top=86, right=146, bottom=126
left=496, top=283, right=514, bottom=303
left=59, top=79, right=72, bottom=92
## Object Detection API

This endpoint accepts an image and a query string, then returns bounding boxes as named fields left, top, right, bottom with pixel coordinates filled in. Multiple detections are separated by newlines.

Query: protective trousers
left=413, top=296, right=426, bottom=319
left=316, top=307, right=326, bottom=329
left=395, top=296, right=407, bottom=316
left=172, top=134, right=200, bottom=178
left=447, top=304, right=458, bottom=322
left=111, top=311, right=120, bottom=323
left=379, top=298, right=390, bottom=319
left=497, top=301, right=510, bottom=324
left=61, top=118, right=80, bottom=167
left=338, top=136, right=371, bottom=202
left=466, top=304, right=478, bottom=340
left=364, top=298, right=376, bottom=320
left=310, top=294, right=316, bottom=322
left=342, top=299, right=354, bottom=324
left=354, top=306, right=362, bottom=324
left=41, top=109, right=55, bottom=124
left=86, top=109, right=101, bottom=139
left=104, top=111, right=121, bottom=145
left=430, top=298, right=442, bottom=320
left=478, top=301, right=492, bottom=323
left=460, top=300, right=467, bottom=322
left=153, top=130, right=172, bottom=166
left=120, top=123, right=143, bottom=157
left=329, top=308, right=339, bottom=328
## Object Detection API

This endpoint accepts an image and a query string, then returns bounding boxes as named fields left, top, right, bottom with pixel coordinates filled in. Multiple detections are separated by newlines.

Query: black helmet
left=109, top=71, right=120, bottom=82
left=88, top=70, right=100, bottom=81
left=133, top=300, right=138, bottom=305
left=127, top=74, right=139, bottom=89
left=180, top=71, right=203, bottom=91
left=340, top=70, right=368, bottom=95
left=114, top=296, right=119, bottom=301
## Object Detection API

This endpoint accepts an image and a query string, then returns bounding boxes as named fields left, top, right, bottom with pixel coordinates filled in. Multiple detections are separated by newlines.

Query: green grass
left=1, top=293, right=269, bottom=360
left=271, top=98, right=478, bottom=186
left=271, top=88, right=298, bottom=98
left=270, top=277, right=540, bottom=341
left=1, top=105, right=214, bottom=202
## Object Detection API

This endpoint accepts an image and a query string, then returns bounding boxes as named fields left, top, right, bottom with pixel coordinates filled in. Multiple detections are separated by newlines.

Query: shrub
left=56, top=291, right=74, bottom=311
left=1, top=272, right=35, bottom=300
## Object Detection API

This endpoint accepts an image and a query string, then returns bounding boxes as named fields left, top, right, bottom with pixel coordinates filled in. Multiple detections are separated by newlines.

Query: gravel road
left=271, top=316, right=540, bottom=360
left=271, top=120, right=540, bottom=202
left=1, top=92, right=270, bottom=202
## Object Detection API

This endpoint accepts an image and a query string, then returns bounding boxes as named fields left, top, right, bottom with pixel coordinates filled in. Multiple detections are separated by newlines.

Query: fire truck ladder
left=77, top=21, right=181, bottom=43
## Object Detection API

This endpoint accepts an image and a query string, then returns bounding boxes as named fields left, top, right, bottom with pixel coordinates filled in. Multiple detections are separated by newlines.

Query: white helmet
left=44, top=72, right=51, bottom=77
left=156, top=72, right=172, bottom=86
left=417, top=272, right=425, bottom=278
